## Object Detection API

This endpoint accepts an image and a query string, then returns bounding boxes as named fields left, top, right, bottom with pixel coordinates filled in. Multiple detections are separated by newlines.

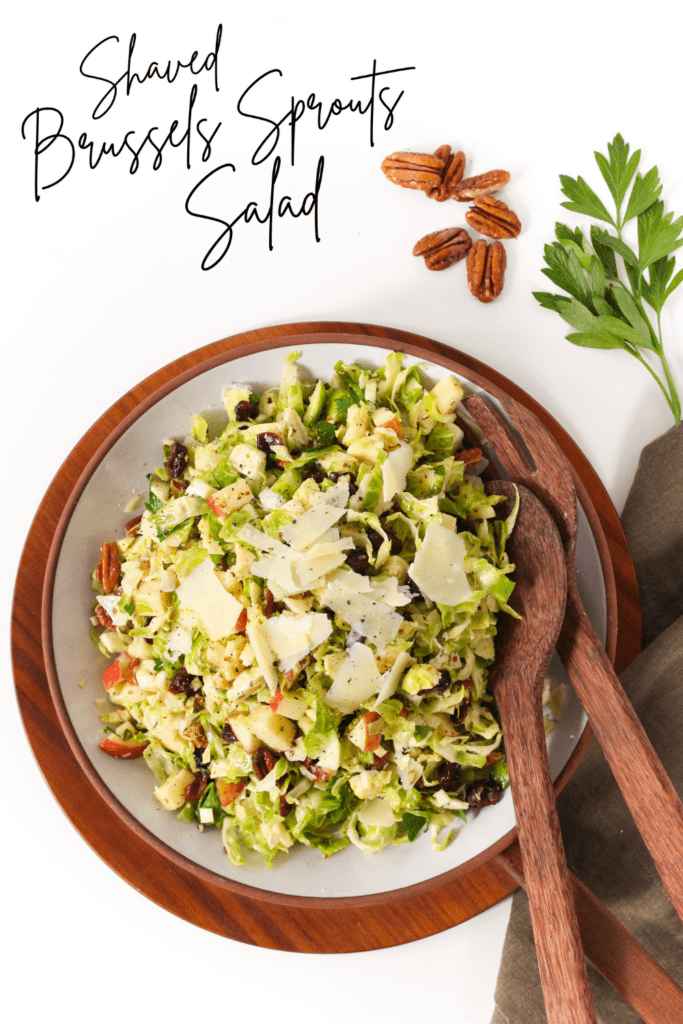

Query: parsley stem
left=658, top=348, right=681, bottom=423
left=631, top=347, right=680, bottom=422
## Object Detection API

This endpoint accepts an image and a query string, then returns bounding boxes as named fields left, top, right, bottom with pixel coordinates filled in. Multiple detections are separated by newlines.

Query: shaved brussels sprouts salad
left=91, top=351, right=521, bottom=866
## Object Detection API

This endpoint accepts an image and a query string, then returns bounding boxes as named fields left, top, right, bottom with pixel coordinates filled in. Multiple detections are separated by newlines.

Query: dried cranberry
left=221, top=723, right=237, bottom=744
left=345, top=548, right=370, bottom=573
left=388, top=530, right=403, bottom=555
left=234, top=400, right=252, bottom=422
left=256, top=431, right=282, bottom=454
left=372, top=751, right=390, bottom=771
left=279, top=794, right=292, bottom=818
left=415, top=776, right=437, bottom=792
left=466, top=781, right=503, bottom=809
left=420, top=669, right=452, bottom=696
left=169, top=667, right=194, bottom=695
left=366, top=527, right=384, bottom=552
left=405, top=576, right=423, bottom=600
left=437, top=761, right=462, bottom=791
left=166, top=441, right=189, bottom=479
left=252, top=748, right=279, bottom=780
left=306, top=463, right=326, bottom=484
left=452, top=699, right=471, bottom=726
left=184, top=770, right=209, bottom=803
left=194, top=747, right=209, bottom=770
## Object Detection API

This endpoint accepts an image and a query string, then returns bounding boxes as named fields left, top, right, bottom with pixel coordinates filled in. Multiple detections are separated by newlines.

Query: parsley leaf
left=396, top=812, right=428, bottom=843
left=535, top=134, right=682, bottom=423
left=144, top=474, right=163, bottom=514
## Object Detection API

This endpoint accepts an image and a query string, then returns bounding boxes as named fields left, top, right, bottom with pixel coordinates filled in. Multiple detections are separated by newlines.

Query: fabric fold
left=491, top=423, right=683, bottom=1024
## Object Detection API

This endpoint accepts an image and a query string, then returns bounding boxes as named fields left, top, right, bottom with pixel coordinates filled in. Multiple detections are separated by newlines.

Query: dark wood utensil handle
left=497, top=686, right=598, bottom=1023
left=560, top=583, right=683, bottom=925
left=498, top=846, right=683, bottom=1024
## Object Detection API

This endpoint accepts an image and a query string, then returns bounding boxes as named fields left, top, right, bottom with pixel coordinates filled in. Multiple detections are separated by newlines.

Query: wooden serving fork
left=463, top=392, right=683, bottom=924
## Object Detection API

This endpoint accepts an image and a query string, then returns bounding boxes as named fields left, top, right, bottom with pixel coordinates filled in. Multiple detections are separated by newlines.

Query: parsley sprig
left=534, top=134, right=683, bottom=423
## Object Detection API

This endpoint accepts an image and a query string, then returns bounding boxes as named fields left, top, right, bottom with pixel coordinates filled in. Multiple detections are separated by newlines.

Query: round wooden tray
left=12, top=321, right=641, bottom=951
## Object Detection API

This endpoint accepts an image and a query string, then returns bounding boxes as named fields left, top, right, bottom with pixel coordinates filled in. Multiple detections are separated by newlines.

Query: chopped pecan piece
left=381, top=149, right=446, bottom=191
left=465, top=196, right=521, bottom=239
left=425, top=145, right=466, bottom=202
left=466, top=239, right=506, bottom=303
left=94, top=605, right=115, bottom=630
left=124, top=514, right=143, bottom=536
left=95, top=541, right=121, bottom=594
left=252, top=748, right=280, bottom=780
left=413, top=227, right=472, bottom=270
left=452, top=170, right=510, bottom=202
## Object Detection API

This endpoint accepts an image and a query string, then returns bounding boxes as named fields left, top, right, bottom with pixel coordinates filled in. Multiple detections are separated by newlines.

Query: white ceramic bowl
left=43, top=337, right=603, bottom=901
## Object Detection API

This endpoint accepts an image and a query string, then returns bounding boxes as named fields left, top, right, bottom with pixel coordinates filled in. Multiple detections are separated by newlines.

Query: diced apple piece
left=228, top=666, right=265, bottom=701
left=229, top=443, right=267, bottom=480
left=206, top=480, right=253, bottom=518
left=133, top=580, right=169, bottom=617
left=342, top=404, right=372, bottom=445
left=216, top=779, right=246, bottom=807
left=269, top=687, right=307, bottom=721
left=315, top=732, right=341, bottom=774
left=430, top=375, right=465, bottom=416
left=102, top=653, right=139, bottom=691
left=361, top=711, right=382, bottom=752
left=226, top=715, right=260, bottom=754
left=154, top=768, right=196, bottom=810
left=346, top=435, right=388, bottom=465
left=244, top=704, right=296, bottom=751
left=98, top=735, right=149, bottom=758
left=371, top=408, right=404, bottom=437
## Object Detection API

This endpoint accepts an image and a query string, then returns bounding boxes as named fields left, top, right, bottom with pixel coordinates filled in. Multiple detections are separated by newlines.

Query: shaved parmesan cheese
left=176, top=558, right=243, bottom=641
left=246, top=620, right=278, bottom=693
left=259, top=487, right=285, bottom=510
left=260, top=612, right=332, bottom=673
left=369, top=576, right=411, bottom=607
left=237, top=524, right=295, bottom=558
left=320, top=477, right=350, bottom=508
left=321, top=586, right=403, bottom=651
left=96, top=594, right=130, bottom=628
left=280, top=503, right=346, bottom=551
left=324, top=643, right=382, bottom=712
left=408, top=522, right=471, bottom=607
left=326, top=567, right=372, bottom=593
left=381, top=440, right=413, bottom=502
left=373, top=651, right=413, bottom=708
left=166, top=624, right=194, bottom=656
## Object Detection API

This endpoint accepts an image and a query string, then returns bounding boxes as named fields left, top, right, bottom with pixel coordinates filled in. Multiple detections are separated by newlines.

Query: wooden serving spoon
left=486, top=480, right=597, bottom=1024
left=465, top=392, right=683, bottom=926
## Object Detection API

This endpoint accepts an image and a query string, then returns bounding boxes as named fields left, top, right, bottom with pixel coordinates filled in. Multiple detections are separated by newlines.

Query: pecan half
left=94, top=605, right=115, bottom=630
left=252, top=748, right=280, bottom=781
left=465, top=196, right=521, bottom=239
left=95, top=541, right=121, bottom=594
left=381, top=149, right=446, bottom=191
left=466, top=239, right=506, bottom=303
left=452, top=170, right=510, bottom=202
left=413, top=227, right=472, bottom=270
left=425, top=145, right=466, bottom=202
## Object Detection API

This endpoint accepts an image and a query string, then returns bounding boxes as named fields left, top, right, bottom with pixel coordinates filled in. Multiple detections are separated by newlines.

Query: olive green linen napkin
left=490, top=423, right=683, bottom=1024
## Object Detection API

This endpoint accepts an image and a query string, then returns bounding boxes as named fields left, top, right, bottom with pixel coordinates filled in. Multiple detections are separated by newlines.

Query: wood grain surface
left=11, top=320, right=642, bottom=952
left=488, top=483, right=597, bottom=1023
left=465, top=391, right=683, bottom=927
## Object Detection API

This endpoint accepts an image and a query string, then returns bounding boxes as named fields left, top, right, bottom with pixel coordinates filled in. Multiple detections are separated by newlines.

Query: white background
left=3, top=2, right=682, bottom=1021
